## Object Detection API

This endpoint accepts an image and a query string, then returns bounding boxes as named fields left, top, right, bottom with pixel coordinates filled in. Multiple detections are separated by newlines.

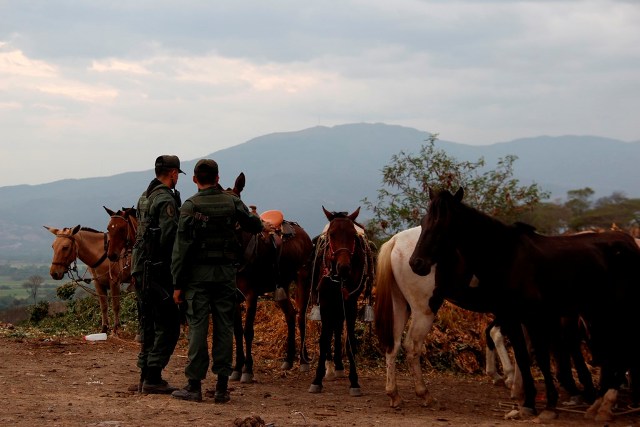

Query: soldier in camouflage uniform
left=131, top=155, right=184, bottom=394
left=171, top=159, right=263, bottom=403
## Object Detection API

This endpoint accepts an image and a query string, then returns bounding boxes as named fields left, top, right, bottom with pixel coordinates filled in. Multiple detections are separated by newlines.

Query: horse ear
left=428, top=187, right=435, bottom=201
left=44, top=225, right=58, bottom=235
left=104, top=206, right=116, bottom=216
left=454, top=187, right=464, bottom=202
left=322, top=206, right=333, bottom=221
left=349, top=207, right=361, bottom=222
left=233, top=172, right=246, bottom=196
left=72, top=225, right=82, bottom=235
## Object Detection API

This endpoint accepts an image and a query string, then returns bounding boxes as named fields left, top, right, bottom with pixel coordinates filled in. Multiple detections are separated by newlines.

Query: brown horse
left=409, top=187, right=640, bottom=421
left=308, top=207, right=375, bottom=397
left=104, top=206, right=137, bottom=268
left=45, top=225, right=128, bottom=333
left=215, top=173, right=315, bottom=383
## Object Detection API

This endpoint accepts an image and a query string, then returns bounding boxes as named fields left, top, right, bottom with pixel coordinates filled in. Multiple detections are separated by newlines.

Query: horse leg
left=309, top=304, right=332, bottom=393
left=277, top=296, right=297, bottom=370
left=385, top=300, right=409, bottom=408
left=489, top=326, right=515, bottom=389
left=403, top=309, right=436, bottom=407
left=345, top=300, right=361, bottom=396
left=96, top=283, right=109, bottom=333
left=502, top=320, right=537, bottom=417
left=231, top=304, right=245, bottom=381
left=296, top=274, right=311, bottom=372
left=111, top=280, right=121, bottom=333
left=241, top=296, right=258, bottom=383
left=333, top=324, right=345, bottom=375
left=526, top=322, right=558, bottom=418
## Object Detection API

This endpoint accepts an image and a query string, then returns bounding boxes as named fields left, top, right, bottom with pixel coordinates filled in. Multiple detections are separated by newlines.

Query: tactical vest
left=134, top=186, right=166, bottom=253
left=190, top=192, right=239, bottom=263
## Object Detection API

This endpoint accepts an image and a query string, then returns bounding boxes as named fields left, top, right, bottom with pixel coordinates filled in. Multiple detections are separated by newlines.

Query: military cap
left=155, top=155, right=185, bottom=174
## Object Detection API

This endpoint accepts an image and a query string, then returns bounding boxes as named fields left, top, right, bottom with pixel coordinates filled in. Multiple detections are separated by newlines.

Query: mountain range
left=1, top=123, right=639, bottom=263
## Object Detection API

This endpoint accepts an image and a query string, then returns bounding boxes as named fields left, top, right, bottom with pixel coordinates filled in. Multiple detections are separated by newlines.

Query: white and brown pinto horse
left=374, top=226, right=515, bottom=408
left=45, top=225, right=129, bottom=333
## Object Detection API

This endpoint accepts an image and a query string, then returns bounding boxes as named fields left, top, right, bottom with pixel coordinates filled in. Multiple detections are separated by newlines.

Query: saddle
left=260, top=210, right=296, bottom=237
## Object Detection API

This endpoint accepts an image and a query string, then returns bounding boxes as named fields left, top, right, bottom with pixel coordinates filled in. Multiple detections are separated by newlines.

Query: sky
left=1, top=0, right=639, bottom=187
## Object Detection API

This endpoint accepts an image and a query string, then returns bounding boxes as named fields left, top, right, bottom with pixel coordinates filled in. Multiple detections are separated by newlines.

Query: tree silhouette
left=22, top=275, right=44, bottom=305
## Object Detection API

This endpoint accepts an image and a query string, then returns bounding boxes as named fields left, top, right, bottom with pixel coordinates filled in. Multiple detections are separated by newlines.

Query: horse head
left=45, top=224, right=81, bottom=280
left=322, top=206, right=361, bottom=279
left=409, top=186, right=464, bottom=276
left=104, top=206, right=137, bottom=261
left=215, top=172, right=246, bottom=197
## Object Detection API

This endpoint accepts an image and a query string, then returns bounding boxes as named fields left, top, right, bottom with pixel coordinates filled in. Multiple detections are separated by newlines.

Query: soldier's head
left=154, top=155, right=184, bottom=189
left=193, top=159, right=219, bottom=187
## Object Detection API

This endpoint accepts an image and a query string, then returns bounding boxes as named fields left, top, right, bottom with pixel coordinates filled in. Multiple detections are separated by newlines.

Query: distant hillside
left=1, top=123, right=638, bottom=263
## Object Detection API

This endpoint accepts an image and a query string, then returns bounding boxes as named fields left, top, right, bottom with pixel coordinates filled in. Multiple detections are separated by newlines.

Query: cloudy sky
left=1, top=0, right=639, bottom=187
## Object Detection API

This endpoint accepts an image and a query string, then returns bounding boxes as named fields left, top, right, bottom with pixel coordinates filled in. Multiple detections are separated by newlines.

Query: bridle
left=52, top=231, right=109, bottom=283
left=107, top=214, right=136, bottom=258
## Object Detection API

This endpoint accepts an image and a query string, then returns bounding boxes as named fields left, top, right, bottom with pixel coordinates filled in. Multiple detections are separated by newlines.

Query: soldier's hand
left=173, top=289, right=184, bottom=305
left=261, top=220, right=275, bottom=233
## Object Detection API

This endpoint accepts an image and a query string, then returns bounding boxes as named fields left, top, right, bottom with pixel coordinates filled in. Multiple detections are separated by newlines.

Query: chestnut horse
left=308, top=207, right=374, bottom=397
left=409, top=187, right=640, bottom=421
left=103, top=206, right=137, bottom=269
left=45, top=225, right=128, bottom=333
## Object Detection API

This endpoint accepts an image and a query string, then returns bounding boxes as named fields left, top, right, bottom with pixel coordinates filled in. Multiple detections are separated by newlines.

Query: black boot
left=214, top=375, right=230, bottom=404
left=171, top=379, right=202, bottom=402
left=142, top=366, right=177, bottom=394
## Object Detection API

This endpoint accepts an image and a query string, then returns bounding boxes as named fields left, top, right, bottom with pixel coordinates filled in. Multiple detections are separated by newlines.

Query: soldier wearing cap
left=171, top=158, right=263, bottom=403
left=130, top=154, right=184, bottom=394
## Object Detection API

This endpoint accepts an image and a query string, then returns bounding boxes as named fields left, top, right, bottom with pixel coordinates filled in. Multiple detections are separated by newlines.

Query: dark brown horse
left=216, top=173, right=314, bottom=383
left=308, top=207, right=375, bottom=397
left=409, top=187, right=640, bottom=422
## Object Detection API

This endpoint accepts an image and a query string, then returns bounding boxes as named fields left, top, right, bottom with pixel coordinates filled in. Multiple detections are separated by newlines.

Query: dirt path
left=0, top=332, right=638, bottom=427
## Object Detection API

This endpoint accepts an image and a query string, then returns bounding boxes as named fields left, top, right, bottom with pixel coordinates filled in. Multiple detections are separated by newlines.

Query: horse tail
left=374, top=234, right=398, bottom=353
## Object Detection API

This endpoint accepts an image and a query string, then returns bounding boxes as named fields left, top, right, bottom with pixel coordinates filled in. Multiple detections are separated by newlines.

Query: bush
left=28, top=301, right=49, bottom=323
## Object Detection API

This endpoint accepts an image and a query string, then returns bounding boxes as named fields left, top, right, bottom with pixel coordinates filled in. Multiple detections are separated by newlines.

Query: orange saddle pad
left=260, top=210, right=284, bottom=229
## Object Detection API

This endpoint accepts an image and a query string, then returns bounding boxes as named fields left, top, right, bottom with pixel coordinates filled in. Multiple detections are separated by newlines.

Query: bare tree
left=22, top=275, right=44, bottom=304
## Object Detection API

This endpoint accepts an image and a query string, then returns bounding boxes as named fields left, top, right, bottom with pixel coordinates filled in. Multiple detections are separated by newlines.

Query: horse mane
left=80, top=226, right=103, bottom=234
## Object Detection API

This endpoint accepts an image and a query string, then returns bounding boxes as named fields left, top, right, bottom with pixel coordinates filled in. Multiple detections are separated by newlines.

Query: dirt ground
left=1, top=329, right=639, bottom=427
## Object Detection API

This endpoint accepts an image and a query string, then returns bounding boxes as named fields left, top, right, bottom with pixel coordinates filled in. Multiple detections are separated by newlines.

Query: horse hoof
left=281, top=361, right=293, bottom=370
left=308, top=384, right=322, bottom=393
left=389, top=395, right=402, bottom=409
left=240, top=372, right=254, bottom=383
left=230, top=371, right=241, bottom=381
left=349, top=387, right=362, bottom=397
left=299, top=363, right=310, bottom=373
left=324, top=371, right=336, bottom=381
left=335, top=369, right=345, bottom=378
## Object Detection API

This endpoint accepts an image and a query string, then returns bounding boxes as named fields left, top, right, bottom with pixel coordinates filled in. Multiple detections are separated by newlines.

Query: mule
left=409, top=187, right=640, bottom=421
left=45, top=225, right=127, bottom=333
left=308, top=207, right=375, bottom=396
